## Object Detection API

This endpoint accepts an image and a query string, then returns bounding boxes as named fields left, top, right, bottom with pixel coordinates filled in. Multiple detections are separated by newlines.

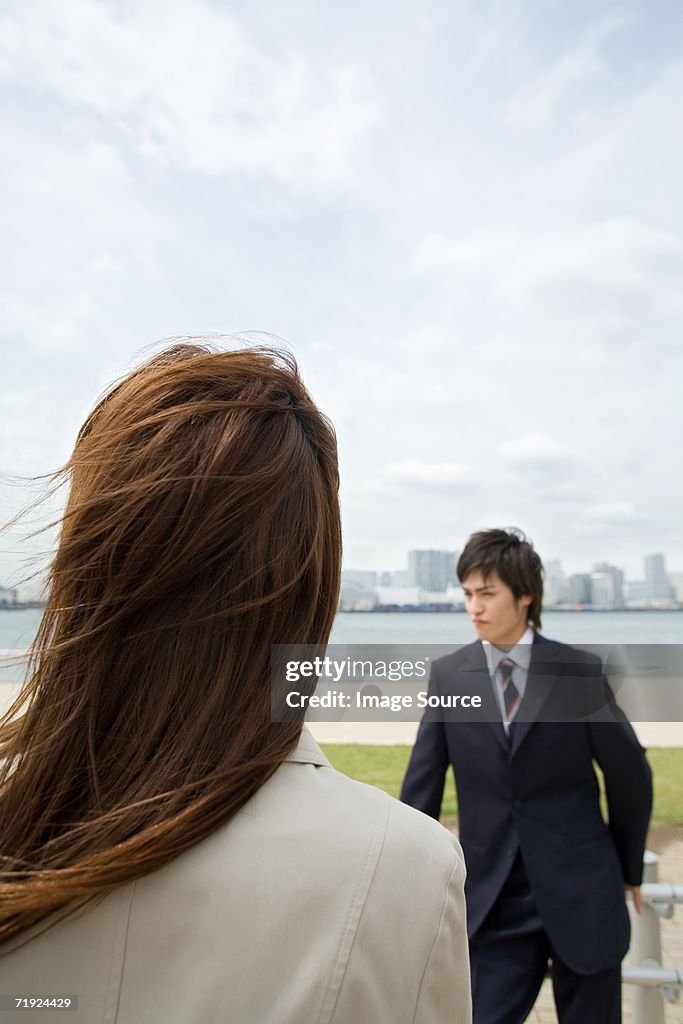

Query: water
left=2, top=609, right=683, bottom=743
left=330, top=611, right=682, bottom=645
left=1, top=607, right=680, bottom=656
left=0, top=608, right=44, bottom=653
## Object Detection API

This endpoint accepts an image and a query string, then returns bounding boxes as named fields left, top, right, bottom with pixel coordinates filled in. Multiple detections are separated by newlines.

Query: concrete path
left=309, top=720, right=683, bottom=747
left=2, top=679, right=682, bottom=747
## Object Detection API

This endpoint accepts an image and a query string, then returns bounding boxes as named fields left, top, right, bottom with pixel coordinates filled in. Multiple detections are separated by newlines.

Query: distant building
left=668, top=573, right=683, bottom=605
left=341, top=569, right=378, bottom=588
left=373, top=585, right=463, bottom=611
left=591, top=563, right=624, bottom=610
left=339, top=571, right=378, bottom=610
left=0, top=585, right=18, bottom=608
left=543, top=559, right=567, bottom=606
left=336, top=555, right=680, bottom=611
left=446, top=584, right=466, bottom=609
left=644, top=553, right=674, bottom=603
left=568, top=573, right=592, bottom=606
left=408, top=550, right=457, bottom=593
left=375, top=586, right=420, bottom=609
left=624, top=580, right=650, bottom=607
left=417, top=587, right=462, bottom=610
left=379, top=569, right=409, bottom=587
left=338, top=579, right=377, bottom=611
left=590, top=573, right=617, bottom=609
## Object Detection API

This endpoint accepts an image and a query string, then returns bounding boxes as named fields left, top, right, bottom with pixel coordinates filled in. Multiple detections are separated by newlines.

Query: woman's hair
left=457, top=527, right=544, bottom=629
left=0, top=341, right=342, bottom=945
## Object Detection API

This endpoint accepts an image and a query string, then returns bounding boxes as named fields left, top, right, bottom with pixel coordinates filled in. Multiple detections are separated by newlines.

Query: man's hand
left=626, top=885, right=643, bottom=914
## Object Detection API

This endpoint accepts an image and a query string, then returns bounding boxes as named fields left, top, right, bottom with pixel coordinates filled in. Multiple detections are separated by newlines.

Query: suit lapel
left=458, top=642, right=509, bottom=754
left=510, top=634, right=563, bottom=757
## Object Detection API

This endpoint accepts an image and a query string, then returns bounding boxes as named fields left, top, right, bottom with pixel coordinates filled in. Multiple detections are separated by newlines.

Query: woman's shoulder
left=262, top=728, right=460, bottom=862
left=0, top=732, right=467, bottom=1024
left=143, top=730, right=458, bottom=892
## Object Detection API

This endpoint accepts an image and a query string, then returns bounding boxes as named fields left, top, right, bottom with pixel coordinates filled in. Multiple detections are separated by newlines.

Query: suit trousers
left=469, top=852, right=622, bottom=1024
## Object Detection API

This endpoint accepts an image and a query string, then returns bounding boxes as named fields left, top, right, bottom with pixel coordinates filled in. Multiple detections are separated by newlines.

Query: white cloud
left=506, top=10, right=636, bottom=129
left=412, top=234, right=514, bottom=273
left=0, top=131, right=171, bottom=357
left=583, top=502, right=638, bottom=524
left=413, top=219, right=683, bottom=324
left=507, top=49, right=603, bottom=130
left=1, top=0, right=682, bottom=586
left=0, top=0, right=378, bottom=193
left=502, top=219, right=683, bottom=318
left=499, top=434, right=573, bottom=472
left=382, top=460, right=478, bottom=493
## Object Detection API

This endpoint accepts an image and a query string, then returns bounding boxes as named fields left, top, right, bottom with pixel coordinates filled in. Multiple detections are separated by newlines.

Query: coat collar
left=284, top=727, right=331, bottom=768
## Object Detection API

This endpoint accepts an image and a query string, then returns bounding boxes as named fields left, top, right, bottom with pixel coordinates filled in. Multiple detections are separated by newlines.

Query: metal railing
left=625, top=850, right=682, bottom=1023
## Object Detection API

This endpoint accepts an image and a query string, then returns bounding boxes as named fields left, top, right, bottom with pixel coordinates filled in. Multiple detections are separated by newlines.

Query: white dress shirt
left=483, top=625, right=535, bottom=732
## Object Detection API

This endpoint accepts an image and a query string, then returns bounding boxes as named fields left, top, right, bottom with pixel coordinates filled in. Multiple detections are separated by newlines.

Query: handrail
left=627, top=851, right=681, bottom=1020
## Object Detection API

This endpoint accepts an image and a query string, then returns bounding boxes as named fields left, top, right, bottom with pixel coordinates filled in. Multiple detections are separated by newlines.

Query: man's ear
left=520, top=594, right=533, bottom=608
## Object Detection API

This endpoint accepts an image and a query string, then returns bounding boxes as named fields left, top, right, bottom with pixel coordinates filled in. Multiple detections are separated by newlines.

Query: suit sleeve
left=400, top=662, right=449, bottom=820
left=585, top=656, right=653, bottom=886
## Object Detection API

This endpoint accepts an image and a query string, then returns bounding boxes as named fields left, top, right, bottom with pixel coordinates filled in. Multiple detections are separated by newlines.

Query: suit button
left=513, top=800, right=522, bottom=809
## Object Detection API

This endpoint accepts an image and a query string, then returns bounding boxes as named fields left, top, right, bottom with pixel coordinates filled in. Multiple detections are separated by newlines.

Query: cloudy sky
left=1, top=0, right=682, bottom=592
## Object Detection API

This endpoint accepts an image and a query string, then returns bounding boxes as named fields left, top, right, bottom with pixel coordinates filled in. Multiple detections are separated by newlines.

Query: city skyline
left=341, top=547, right=682, bottom=610
left=3, top=543, right=683, bottom=603
left=343, top=548, right=683, bottom=586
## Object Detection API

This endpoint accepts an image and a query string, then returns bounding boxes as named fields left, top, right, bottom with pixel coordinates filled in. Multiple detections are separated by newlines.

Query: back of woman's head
left=0, top=341, right=341, bottom=946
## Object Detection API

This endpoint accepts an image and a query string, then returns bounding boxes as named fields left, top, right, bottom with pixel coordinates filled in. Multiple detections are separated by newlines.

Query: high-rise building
left=668, top=573, right=683, bottom=605
left=379, top=569, right=409, bottom=587
left=544, top=559, right=567, bottom=606
left=624, top=580, right=649, bottom=607
left=567, top=574, right=591, bottom=606
left=408, top=550, right=457, bottom=593
left=591, top=563, right=624, bottom=609
left=338, top=572, right=378, bottom=611
left=0, top=585, right=18, bottom=608
left=341, top=569, right=378, bottom=588
left=644, top=554, right=673, bottom=602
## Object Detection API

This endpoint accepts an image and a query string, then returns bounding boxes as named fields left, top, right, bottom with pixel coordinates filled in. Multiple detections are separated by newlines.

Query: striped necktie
left=499, top=657, right=520, bottom=723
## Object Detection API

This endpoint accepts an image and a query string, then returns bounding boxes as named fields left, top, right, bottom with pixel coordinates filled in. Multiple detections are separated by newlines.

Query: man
left=400, top=528, right=652, bottom=1024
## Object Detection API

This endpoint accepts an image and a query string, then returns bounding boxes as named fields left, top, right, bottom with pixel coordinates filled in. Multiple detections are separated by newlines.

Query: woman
left=0, top=342, right=470, bottom=1023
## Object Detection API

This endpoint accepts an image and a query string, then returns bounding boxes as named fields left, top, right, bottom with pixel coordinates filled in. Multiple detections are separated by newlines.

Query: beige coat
left=1, top=730, right=471, bottom=1023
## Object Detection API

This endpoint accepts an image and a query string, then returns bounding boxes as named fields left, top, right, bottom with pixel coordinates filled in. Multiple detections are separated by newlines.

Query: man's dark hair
left=457, top=527, right=544, bottom=630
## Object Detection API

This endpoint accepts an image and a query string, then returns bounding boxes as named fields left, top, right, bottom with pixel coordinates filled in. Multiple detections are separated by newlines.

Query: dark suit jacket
left=400, top=632, right=653, bottom=974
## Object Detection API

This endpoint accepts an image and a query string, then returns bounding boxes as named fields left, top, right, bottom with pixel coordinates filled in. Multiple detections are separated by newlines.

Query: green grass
left=320, top=744, right=683, bottom=830
left=644, top=748, right=683, bottom=828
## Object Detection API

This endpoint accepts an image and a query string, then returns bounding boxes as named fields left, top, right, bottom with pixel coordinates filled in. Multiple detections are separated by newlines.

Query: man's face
left=461, top=570, right=532, bottom=647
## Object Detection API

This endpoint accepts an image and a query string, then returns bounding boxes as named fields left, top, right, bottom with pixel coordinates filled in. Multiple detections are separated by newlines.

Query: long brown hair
left=0, top=341, right=342, bottom=945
